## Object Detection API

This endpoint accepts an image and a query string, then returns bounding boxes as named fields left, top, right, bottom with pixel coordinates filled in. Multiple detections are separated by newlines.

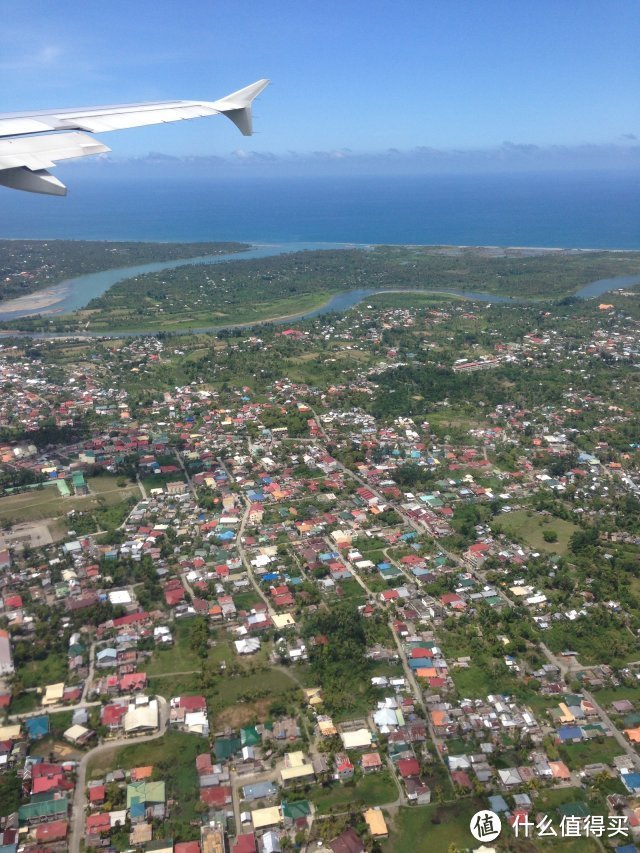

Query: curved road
left=68, top=696, right=169, bottom=853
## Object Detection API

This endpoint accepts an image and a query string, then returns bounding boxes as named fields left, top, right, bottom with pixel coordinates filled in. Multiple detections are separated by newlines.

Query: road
left=135, top=473, right=148, bottom=500
left=388, top=620, right=454, bottom=788
left=539, top=643, right=640, bottom=769
left=235, top=496, right=278, bottom=620
left=8, top=700, right=102, bottom=724
left=174, top=448, right=198, bottom=499
left=230, top=764, right=280, bottom=832
left=68, top=696, right=169, bottom=853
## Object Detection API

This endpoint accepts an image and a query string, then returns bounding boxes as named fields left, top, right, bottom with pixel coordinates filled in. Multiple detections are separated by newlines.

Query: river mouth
left=0, top=243, right=638, bottom=338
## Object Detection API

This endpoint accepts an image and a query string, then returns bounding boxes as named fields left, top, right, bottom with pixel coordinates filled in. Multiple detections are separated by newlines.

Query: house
left=340, top=728, right=372, bottom=750
left=280, top=751, right=314, bottom=786
left=335, top=753, right=355, bottom=781
left=102, top=703, right=128, bottom=732
left=361, top=752, right=383, bottom=773
left=331, top=828, right=365, bottom=853
left=363, top=808, right=388, bottom=838
left=86, top=812, right=111, bottom=838
left=397, top=757, right=420, bottom=779
left=404, top=777, right=431, bottom=804
left=123, top=698, right=159, bottom=734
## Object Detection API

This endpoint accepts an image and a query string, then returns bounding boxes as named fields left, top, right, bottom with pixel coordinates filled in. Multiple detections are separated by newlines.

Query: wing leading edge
left=0, top=78, right=269, bottom=196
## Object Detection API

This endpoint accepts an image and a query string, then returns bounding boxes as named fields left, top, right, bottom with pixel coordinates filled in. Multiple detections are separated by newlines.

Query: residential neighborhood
left=0, top=261, right=639, bottom=852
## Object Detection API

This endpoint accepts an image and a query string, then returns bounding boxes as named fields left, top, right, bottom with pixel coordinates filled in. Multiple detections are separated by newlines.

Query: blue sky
left=3, top=0, right=639, bottom=172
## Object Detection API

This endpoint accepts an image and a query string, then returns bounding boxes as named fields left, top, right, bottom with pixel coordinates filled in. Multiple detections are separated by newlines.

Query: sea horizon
left=1, top=171, right=639, bottom=250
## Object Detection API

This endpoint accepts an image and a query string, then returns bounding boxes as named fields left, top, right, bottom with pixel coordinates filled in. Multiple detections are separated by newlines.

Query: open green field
left=211, top=667, right=299, bottom=712
left=232, top=590, right=264, bottom=611
left=449, top=665, right=507, bottom=698
left=148, top=673, right=200, bottom=697
left=308, top=771, right=398, bottom=814
left=16, top=650, right=67, bottom=690
left=492, top=508, right=578, bottom=555
left=559, top=737, right=624, bottom=770
left=87, top=730, right=207, bottom=777
left=386, top=793, right=604, bottom=852
left=368, top=291, right=470, bottom=310
left=7, top=691, right=40, bottom=715
left=385, top=799, right=484, bottom=852
left=64, top=289, right=338, bottom=334
left=594, top=684, right=640, bottom=707
left=146, top=621, right=204, bottom=677
left=0, top=476, right=139, bottom=526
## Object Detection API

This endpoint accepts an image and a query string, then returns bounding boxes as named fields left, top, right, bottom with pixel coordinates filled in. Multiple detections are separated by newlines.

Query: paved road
left=235, top=496, right=278, bottom=621
left=68, top=696, right=169, bottom=853
left=388, top=620, right=454, bottom=788
left=174, top=448, right=198, bottom=499
left=8, top=700, right=102, bottom=724
left=539, top=643, right=640, bottom=769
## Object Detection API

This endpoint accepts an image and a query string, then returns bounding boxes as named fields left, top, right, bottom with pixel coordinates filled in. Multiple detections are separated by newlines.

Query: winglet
left=211, top=78, right=270, bottom=136
left=0, top=167, right=67, bottom=196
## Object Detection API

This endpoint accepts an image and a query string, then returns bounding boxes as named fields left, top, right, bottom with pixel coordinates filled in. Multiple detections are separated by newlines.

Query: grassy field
left=72, top=289, right=339, bottom=334
left=209, top=667, right=301, bottom=726
left=593, top=684, right=640, bottom=707
left=16, top=650, right=67, bottom=690
left=385, top=799, right=485, bottom=852
left=232, top=590, right=264, bottom=611
left=492, top=508, right=577, bottom=555
left=148, top=673, right=199, bottom=698
left=0, top=475, right=139, bottom=526
left=146, top=621, right=204, bottom=677
left=8, top=691, right=40, bottom=714
left=558, top=737, right=624, bottom=770
left=448, top=665, right=505, bottom=698
left=309, top=771, right=398, bottom=814
left=387, top=794, right=604, bottom=852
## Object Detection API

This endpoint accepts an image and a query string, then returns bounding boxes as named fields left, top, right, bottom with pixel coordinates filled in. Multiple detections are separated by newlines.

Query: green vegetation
left=0, top=475, right=139, bottom=526
left=309, top=771, right=397, bottom=813
left=6, top=244, right=640, bottom=333
left=492, top=508, right=577, bottom=555
left=302, top=601, right=377, bottom=717
left=208, top=668, right=301, bottom=721
left=0, top=771, right=22, bottom=816
left=0, top=239, right=248, bottom=301
left=16, top=650, right=67, bottom=690
left=86, top=730, right=209, bottom=842
left=386, top=799, right=485, bottom=853
left=146, top=620, right=207, bottom=676
left=545, top=609, right=639, bottom=665
left=559, top=737, right=624, bottom=770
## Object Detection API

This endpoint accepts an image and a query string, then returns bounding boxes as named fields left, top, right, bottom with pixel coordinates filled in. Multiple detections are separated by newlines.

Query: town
left=0, top=255, right=639, bottom=853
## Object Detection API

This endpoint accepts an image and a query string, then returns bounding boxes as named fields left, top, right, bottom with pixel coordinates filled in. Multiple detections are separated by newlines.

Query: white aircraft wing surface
left=0, top=78, right=269, bottom=196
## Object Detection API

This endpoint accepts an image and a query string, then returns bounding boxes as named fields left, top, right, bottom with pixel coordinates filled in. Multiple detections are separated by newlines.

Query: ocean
left=0, top=171, right=639, bottom=249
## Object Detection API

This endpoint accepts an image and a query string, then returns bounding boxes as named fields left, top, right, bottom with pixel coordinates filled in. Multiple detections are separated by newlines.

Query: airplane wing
left=0, top=78, right=269, bottom=196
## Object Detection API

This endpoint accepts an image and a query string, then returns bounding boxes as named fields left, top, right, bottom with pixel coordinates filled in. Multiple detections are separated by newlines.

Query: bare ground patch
left=215, top=698, right=273, bottom=729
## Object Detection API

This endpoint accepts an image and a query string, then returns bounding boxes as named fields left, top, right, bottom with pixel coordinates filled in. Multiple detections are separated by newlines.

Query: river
left=0, top=242, right=639, bottom=338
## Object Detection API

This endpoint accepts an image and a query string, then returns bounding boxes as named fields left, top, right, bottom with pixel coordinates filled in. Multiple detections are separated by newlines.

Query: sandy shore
left=0, top=284, right=69, bottom=315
